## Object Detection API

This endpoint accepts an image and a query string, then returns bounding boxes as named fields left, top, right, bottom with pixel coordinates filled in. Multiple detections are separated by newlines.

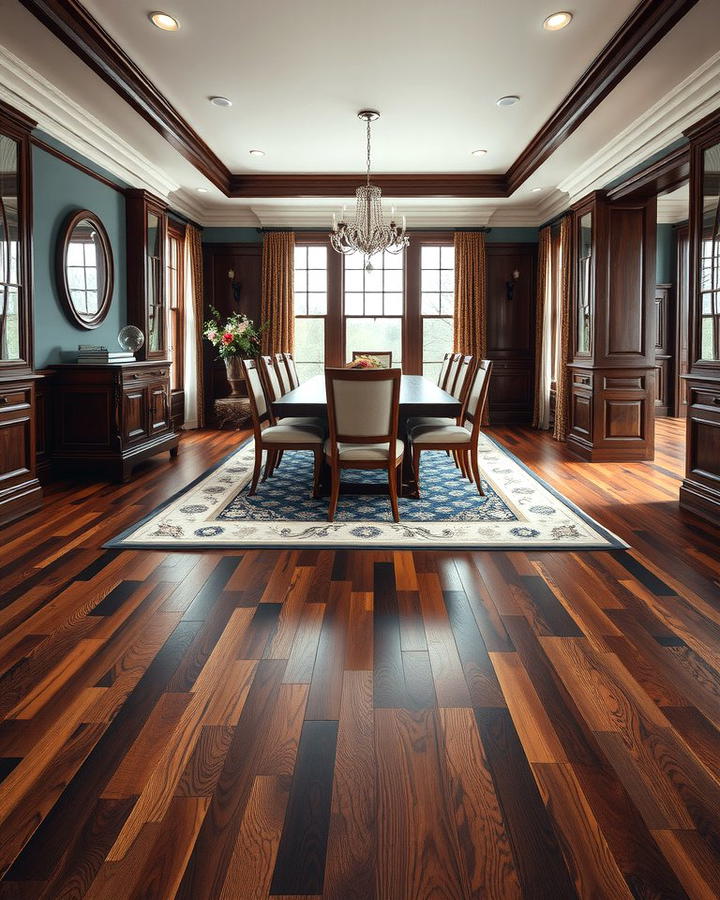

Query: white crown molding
left=559, top=51, right=720, bottom=202
left=0, top=44, right=179, bottom=198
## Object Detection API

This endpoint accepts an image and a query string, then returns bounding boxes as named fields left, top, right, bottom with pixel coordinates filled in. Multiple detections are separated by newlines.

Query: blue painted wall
left=656, top=224, right=674, bottom=284
left=202, top=227, right=262, bottom=243
left=32, top=144, right=127, bottom=366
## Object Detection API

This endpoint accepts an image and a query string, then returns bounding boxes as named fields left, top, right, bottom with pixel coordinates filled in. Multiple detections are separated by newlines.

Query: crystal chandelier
left=330, top=110, right=409, bottom=266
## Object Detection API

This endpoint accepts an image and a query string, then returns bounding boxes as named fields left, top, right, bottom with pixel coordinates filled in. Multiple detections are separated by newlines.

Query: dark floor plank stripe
left=269, top=720, right=339, bottom=896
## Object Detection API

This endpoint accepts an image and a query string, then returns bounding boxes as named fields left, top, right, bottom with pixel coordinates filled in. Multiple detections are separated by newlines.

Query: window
left=0, top=134, right=21, bottom=361
left=294, top=244, right=328, bottom=380
left=344, top=249, right=404, bottom=366
left=421, top=245, right=454, bottom=381
left=167, top=224, right=185, bottom=391
left=292, top=232, right=455, bottom=376
left=67, top=235, right=99, bottom=318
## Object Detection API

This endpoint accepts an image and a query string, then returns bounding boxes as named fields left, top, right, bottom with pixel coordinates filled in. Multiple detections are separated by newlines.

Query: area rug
left=106, top=433, right=626, bottom=551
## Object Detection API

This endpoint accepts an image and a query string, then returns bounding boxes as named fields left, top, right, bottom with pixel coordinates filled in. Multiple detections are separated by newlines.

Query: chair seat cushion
left=262, top=423, right=324, bottom=444
left=278, top=416, right=325, bottom=430
left=410, top=424, right=471, bottom=446
left=324, top=438, right=404, bottom=462
left=406, top=416, right=456, bottom=429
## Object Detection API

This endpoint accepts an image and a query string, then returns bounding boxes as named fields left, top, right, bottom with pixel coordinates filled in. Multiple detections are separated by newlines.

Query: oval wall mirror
left=57, top=209, right=114, bottom=329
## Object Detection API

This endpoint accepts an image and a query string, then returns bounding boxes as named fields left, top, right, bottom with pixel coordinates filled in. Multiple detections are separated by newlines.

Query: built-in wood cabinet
left=126, top=190, right=169, bottom=361
left=566, top=191, right=657, bottom=461
left=0, top=101, right=42, bottom=524
left=680, top=112, right=720, bottom=525
left=50, top=361, right=178, bottom=482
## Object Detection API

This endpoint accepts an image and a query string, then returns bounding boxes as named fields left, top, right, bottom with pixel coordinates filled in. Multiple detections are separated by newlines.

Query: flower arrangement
left=203, top=306, right=265, bottom=359
left=346, top=355, right=384, bottom=369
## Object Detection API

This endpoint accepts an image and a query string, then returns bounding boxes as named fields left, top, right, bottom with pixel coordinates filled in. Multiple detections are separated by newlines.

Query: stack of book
left=61, top=345, right=136, bottom=364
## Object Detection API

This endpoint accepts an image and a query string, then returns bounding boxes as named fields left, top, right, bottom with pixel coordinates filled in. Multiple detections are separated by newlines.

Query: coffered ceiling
left=0, top=0, right=718, bottom=225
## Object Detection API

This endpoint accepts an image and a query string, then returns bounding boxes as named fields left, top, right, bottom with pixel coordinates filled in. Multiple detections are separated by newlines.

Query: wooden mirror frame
left=56, top=208, right=114, bottom=329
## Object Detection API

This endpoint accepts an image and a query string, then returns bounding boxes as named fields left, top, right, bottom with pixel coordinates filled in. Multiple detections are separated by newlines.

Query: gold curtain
left=186, top=224, right=205, bottom=428
left=533, top=226, right=552, bottom=428
left=453, top=232, right=487, bottom=359
left=453, top=232, right=488, bottom=422
left=261, top=232, right=295, bottom=355
left=553, top=215, right=572, bottom=442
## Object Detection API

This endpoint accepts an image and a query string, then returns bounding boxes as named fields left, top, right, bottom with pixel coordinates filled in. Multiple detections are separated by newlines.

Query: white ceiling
left=0, top=0, right=718, bottom=226
left=80, top=0, right=639, bottom=174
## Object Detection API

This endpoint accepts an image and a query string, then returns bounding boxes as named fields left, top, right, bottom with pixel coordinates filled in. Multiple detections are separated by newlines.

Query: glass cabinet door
left=699, top=142, right=720, bottom=361
left=0, top=134, right=21, bottom=361
left=576, top=212, right=592, bottom=355
left=146, top=210, right=165, bottom=354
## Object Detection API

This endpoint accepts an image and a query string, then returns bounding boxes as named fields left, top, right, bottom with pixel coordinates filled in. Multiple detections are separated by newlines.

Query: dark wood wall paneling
left=202, top=243, right=263, bottom=420
left=567, top=192, right=658, bottom=462
left=485, top=244, right=537, bottom=424
left=674, top=222, right=690, bottom=416
left=679, top=110, right=720, bottom=526
left=19, top=0, right=700, bottom=198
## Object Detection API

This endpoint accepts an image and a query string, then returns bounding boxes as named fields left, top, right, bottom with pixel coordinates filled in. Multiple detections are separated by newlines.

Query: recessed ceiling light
left=149, top=11, right=179, bottom=30
left=543, top=11, right=573, bottom=31
left=531, top=187, right=543, bottom=192
left=471, top=149, right=487, bottom=157
left=209, top=96, right=233, bottom=108
left=249, top=149, right=266, bottom=158
left=196, top=187, right=209, bottom=193
left=496, top=95, right=520, bottom=107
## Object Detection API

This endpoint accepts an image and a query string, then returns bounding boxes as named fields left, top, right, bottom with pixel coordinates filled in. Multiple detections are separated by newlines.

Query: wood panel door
left=122, top=386, right=150, bottom=447
left=654, top=283, right=673, bottom=417
left=148, top=381, right=171, bottom=436
left=485, top=243, right=537, bottom=424
left=674, top=222, right=690, bottom=417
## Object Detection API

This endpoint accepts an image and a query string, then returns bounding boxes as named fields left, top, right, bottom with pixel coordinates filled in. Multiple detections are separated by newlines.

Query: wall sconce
left=228, top=268, right=241, bottom=305
left=505, top=269, right=520, bottom=301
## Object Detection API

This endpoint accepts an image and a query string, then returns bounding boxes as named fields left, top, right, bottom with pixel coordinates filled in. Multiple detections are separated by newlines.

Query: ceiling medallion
left=330, top=110, right=409, bottom=268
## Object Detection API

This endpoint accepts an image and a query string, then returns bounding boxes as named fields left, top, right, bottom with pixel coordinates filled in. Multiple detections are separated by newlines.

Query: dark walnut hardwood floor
left=0, top=418, right=719, bottom=899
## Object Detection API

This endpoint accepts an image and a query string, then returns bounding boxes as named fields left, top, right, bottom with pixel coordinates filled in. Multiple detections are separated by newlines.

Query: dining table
left=272, top=373, right=461, bottom=497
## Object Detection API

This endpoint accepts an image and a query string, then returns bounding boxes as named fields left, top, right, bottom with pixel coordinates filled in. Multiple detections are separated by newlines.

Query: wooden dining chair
left=410, top=360, right=492, bottom=496
left=273, top=352, right=291, bottom=395
left=282, top=352, right=300, bottom=389
left=436, top=352, right=452, bottom=389
left=324, top=367, right=403, bottom=522
left=242, top=358, right=324, bottom=496
left=408, top=355, right=475, bottom=431
left=351, top=351, right=392, bottom=368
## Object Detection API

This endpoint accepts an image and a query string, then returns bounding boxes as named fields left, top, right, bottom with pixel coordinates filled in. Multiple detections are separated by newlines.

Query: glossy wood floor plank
left=0, top=419, right=718, bottom=897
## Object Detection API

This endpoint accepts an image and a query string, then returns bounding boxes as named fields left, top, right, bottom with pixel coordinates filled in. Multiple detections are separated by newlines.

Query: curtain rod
left=258, top=226, right=493, bottom=233
left=538, top=210, right=571, bottom=231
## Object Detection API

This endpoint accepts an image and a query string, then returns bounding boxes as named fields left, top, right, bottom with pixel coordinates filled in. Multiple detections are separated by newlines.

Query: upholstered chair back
left=242, top=358, right=269, bottom=425
left=437, top=353, right=452, bottom=388
left=463, top=360, right=493, bottom=430
left=273, top=353, right=290, bottom=394
left=451, top=355, right=475, bottom=401
left=325, top=368, right=401, bottom=442
left=283, top=353, right=300, bottom=389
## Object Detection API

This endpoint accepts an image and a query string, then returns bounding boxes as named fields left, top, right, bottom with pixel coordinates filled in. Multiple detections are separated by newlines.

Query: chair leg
left=328, top=464, right=340, bottom=521
left=457, top=449, right=468, bottom=479
left=452, top=449, right=460, bottom=469
left=388, top=462, right=400, bottom=523
left=469, top=448, right=484, bottom=496
left=262, top=449, right=276, bottom=482
left=275, top=450, right=284, bottom=470
left=461, top=449, right=472, bottom=481
left=412, top=446, right=422, bottom=496
left=312, top=449, right=322, bottom=499
left=249, top=440, right=263, bottom=495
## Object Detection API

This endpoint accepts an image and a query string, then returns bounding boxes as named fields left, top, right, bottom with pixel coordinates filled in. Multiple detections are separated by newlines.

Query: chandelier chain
left=366, top=117, right=372, bottom=186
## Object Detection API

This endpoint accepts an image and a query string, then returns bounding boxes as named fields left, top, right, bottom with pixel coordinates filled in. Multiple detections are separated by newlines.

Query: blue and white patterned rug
left=107, top=433, right=626, bottom=550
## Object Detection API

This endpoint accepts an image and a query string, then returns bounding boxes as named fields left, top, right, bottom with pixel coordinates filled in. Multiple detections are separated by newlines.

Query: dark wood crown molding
left=228, top=173, right=508, bottom=198
left=0, top=98, right=36, bottom=133
left=505, top=0, right=700, bottom=195
left=20, top=0, right=700, bottom=200
left=605, top=143, right=690, bottom=201
left=18, top=0, right=231, bottom=192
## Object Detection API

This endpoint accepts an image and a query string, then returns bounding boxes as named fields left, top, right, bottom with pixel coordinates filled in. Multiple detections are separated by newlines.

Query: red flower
left=222, top=332, right=234, bottom=345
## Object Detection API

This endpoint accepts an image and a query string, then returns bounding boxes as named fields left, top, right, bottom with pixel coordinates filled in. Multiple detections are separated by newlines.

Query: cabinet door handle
left=0, top=397, right=7, bottom=405
left=151, top=370, right=166, bottom=377
left=132, top=373, right=140, bottom=379
left=713, top=397, right=720, bottom=406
